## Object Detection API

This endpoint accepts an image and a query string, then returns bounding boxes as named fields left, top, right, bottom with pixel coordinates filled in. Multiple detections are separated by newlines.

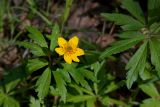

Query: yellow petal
left=55, top=48, right=64, bottom=55
left=58, top=37, right=67, bottom=47
left=69, top=36, right=79, bottom=47
left=64, top=54, right=72, bottom=64
left=71, top=54, right=80, bottom=62
left=75, top=48, right=84, bottom=56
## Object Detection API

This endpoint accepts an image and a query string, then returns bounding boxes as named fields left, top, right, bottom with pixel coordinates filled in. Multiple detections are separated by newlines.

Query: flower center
left=66, top=46, right=73, bottom=51
left=64, top=44, right=76, bottom=55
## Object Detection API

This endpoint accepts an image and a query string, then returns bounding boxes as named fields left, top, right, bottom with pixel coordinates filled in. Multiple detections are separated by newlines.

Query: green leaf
left=59, top=69, right=71, bottom=83
left=16, top=41, right=46, bottom=56
left=102, top=97, right=126, bottom=106
left=99, top=36, right=144, bottom=59
left=61, top=0, right=73, bottom=24
left=53, top=69, right=67, bottom=102
left=69, top=69, right=91, bottom=90
left=69, top=68, right=91, bottom=90
left=29, top=96, right=41, bottom=107
left=91, top=61, right=105, bottom=77
left=50, top=86, right=60, bottom=96
left=0, top=93, right=5, bottom=106
left=101, top=13, right=144, bottom=28
left=69, top=84, right=94, bottom=95
left=5, top=79, right=20, bottom=94
left=148, top=0, right=160, bottom=10
left=148, top=0, right=160, bottom=24
left=150, top=22, right=160, bottom=33
left=103, top=82, right=119, bottom=94
left=67, top=95, right=95, bottom=103
left=126, top=41, right=148, bottom=88
left=78, top=69, right=97, bottom=82
left=121, top=23, right=144, bottom=31
left=100, top=80, right=125, bottom=95
left=122, top=0, right=144, bottom=24
left=25, top=58, right=48, bottom=74
left=140, top=69, right=153, bottom=80
left=50, top=24, right=60, bottom=51
left=3, top=95, right=20, bottom=107
left=118, top=31, right=143, bottom=38
left=62, top=63, right=91, bottom=90
left=36, top=68, right=51, bottom=100
left=149, top=38, right=160, bottom=76
left=140, top=98, right=160, bottom=107
left=86, top=98, right=96, bottom=107
left=139, top=83, right=159, bottom=97
left=139, top=62, right=153, bottom=80
left=0, top=66, right=26, bottom=92
left=0, top=0, right=6, bottom=32
left=27, top=26, right=48, bottom=48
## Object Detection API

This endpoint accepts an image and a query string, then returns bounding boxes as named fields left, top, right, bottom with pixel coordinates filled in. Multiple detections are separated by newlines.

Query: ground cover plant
left=0, top=0, right=160, bottom=107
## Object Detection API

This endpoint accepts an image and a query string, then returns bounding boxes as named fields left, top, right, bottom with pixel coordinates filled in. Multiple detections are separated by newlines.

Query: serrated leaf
left=5, top=79, right=20, bottom=94
left=126, top=42, right=147, bottom=69
left=91, top=61, right=105, bottom=77
left=140, top=83, right=159, bottom=97
left=50, top=86, right=60, bottom=96
left=140, top=98, right=160, bottom=107
left=27, top=26, right=48, bottom=48
left=36, top=68, right=51, bottom=100
left=102, top=96, right=126, bottom=106
left=149, top=38, right=160, bottom=76
left=53, top=70, right=67, bottom=102
left=59, top=69, right=71, bottom=83
left=50, top=24, right=60, bottom=51
left=69, top=68, right=91, bottom=90
left=101, top=13, right=143, bottom=27
left=69, top=84, right=94, bottom=95
left=29, top=96, right=41, bottom=107
left=126, top=41, right=148, bottom=88
left=140, top=69, right=153, bottom=80
left=78, top=69, right=97, bottom=82
left=16, top=41, right=46, bottom=56
left=67, top=95, right=95, bottom=103
left=25, top=58, right=48, bottom=74
left=100, top=80, right=124, bottom=95
left=99, top=36, right=144, bottom=59
left=63, top=64, right=91, bottom=90
left=3, top=95, right=20, bottom=107
left=139, top=62, right=153, bottom=80
left=103, top=82, right=119, bottom=94
left=122, top=0, right=144, bottom=24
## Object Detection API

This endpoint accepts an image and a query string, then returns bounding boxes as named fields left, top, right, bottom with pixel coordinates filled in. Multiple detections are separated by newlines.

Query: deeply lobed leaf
left=126, top=41, right=148, bottom=88
left=36, top=68, right=51, bottom=100
left=27, top=26, right=48, bottom=48
left=149, top=38, right=160, bottom=76
left=122, top=0, right=145, bottom=24
left=99, top=36, right=144, bottom=59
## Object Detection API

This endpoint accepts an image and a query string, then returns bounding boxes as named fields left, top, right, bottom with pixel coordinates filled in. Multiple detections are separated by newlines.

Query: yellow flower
left=55, top=36, right=84, bottom=64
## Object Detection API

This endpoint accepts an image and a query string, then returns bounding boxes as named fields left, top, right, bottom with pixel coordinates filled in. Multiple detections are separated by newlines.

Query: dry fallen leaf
left=96, top=34, right=115, bottom=48
left=68, top=1, right=100, bottom=29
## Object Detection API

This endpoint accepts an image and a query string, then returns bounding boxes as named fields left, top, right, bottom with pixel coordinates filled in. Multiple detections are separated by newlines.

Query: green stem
left=30, top=7, right=52, bottom=26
